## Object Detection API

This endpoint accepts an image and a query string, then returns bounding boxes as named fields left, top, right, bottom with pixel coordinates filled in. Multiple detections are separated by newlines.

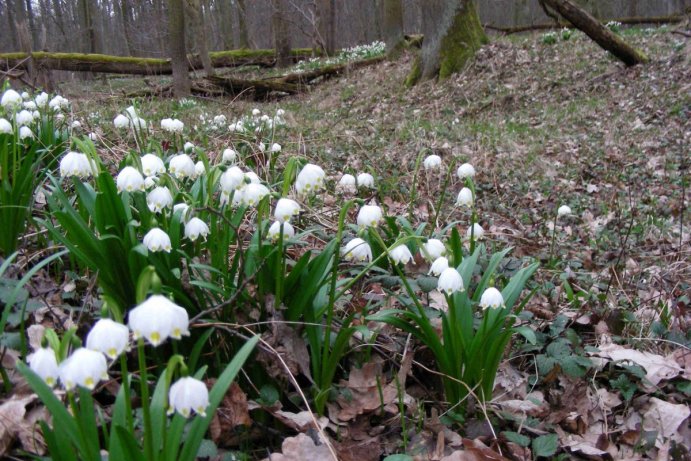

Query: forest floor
left=11, top=26, right=691, bottom=460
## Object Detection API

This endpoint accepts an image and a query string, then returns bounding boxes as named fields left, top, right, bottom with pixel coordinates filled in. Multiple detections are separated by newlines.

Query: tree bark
left=539, top=0, right=648, bottom=66
left=272, top=0, right=292, bottom=67
left=185, top=0, right=215, bottom=76
left=316, top=0, right=336, bottom=55
left=383, top=0, right=404, bottom=56
left=168, top=0, right=191, bottom=96
left=236, top=0, right=250, bottom=49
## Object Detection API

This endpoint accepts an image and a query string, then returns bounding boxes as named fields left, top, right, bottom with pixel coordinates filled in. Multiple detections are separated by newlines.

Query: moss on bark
left=438, top=2, right=488, bottom=79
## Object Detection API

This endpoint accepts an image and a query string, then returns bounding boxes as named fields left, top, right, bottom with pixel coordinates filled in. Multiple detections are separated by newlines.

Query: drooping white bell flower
left=220, top=166, right=246, bottom=194
left=1, top=89, right=23, bottom=109
left=357, top=204, right=383, bottom=228
left=49, top=95, right=69, bottom=111
left=274, top=198, right=300, bottom=223
left=143, top=228, right=172, bottom=252
left=130, top=117, right=147, bottom=130
left=169, top=303, right=190, bottom=339
left=86, top=319, right=130, bottom=360
left=116, top=166, right=145, bottom=192
left=257, top=142, right=266, bottom=152
left=466, top=223, right=485, bottom=241
left=268, top=220, right=295, bottom=241
left=390, top=244, right=414, bottom=265
left=168, top=376, right=209, bottom=418
left=242, top=183, right=270, bottom=207
left=270, top=143, right=282, bottom=153
left=295, top=163, right=325, bottom=195
left=21, top=91, right=30, bottom=100
left=173, top=203, right=191, bottom=222
left=423, top=155, right=442, bottom=170
left=0, top=118, right=12, bottom=134
left=169, top=153, right=196, bottom=179
left=457, top=163, right=476, bottom=179
left=251, top=108, right=261, bottom=117
left=245, top=171, right=261, bottom=184
left=421, top=239, right=446, bottom=262
left=428, top=256, right=449, bottom=276
left=357, top=172, right=375, bottom=189
left=437, top=268, right=464, bottom=295
left=58, top=348, right=108, bottom=391
left=338, top=174, right=356, bottom=193
left=15, top=109, right=33, bottom=125
left=161, top=118, right=184, bottom=133
left=557, top=205, right=572, bottom=217
left=456, top=187, right=473, bottom=207
left=113, top=114, right=129, bottom=129
left=34, top=92, right=49, bottom=107
left=128, top=295, right=188, bottom=346
left=23, top=101, right=37, bottom=111
left=59, top=152, right=93, bottom=179
left=194, top=161, right=206, bottom=178
left=184, top=217, right=210, bottom=242
left=183, top=141, right=195, bottom=153
left=141, top=153, right=166, bottom=177
left=27, top=347, right=59, bottom=387
left=342, top=238, right=372, bottom=263
left=479, top=287, right=504, bottom=310
left=18, top=126, right=33, bottom=139
left=222, top=148, right=237, bottom=163
left=146, top=186, right=173, bottom=213
left=144, top=176, right=157, bottom=189
left=71, top=120, right=82, bottom=129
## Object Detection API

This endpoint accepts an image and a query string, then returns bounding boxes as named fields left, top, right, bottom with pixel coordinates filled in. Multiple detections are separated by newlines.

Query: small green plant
left=606, top=21, right=622, bottom=34
left=541, top=32, right=558, bottom=45
left=561, top=28, right=573, bottom=41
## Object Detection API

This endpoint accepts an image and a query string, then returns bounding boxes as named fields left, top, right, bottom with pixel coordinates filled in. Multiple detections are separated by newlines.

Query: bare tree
left=168, top=0, right=191, bottom=96
left=272, top=0, right=292, bottom=67
left=315, top=0, right=335, bottom=54
left=383, top=0, right=404, bottom=55
left=236, top=0, right=250, bottom=48
left=185, top=0, right=214, bottom=76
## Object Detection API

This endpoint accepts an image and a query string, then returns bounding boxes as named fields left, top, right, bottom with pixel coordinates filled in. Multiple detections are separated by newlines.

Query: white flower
left=423, top=155, right=442, bottom=170
left=86, top=319, right=130, bottom=360
left=173, top=202, right=191, bottom=221
left=28, top=347, right=59, bottom=387
left=1, top=89, right=23, bottom=109
left=131, top=117, right=147, bottom=130
left=194, top=161, right=206, bottom=178
left=242, top=183, right=270, bottom=207
left=143, top=228, right=172, bottom=252
left=60, top=151, right=93, bottom=179
left=0, top=118, right=12, bottom=134
left=429, top=257, right=449, bottom=276
left=270, top=143, right=282, bottom=153
left=245, top=171, right=261, bottom=184
left=58, top=348, right=108, bottom=391
left=357, top=172, right=375, bottom=188
left=268, top=220, right=295, bottom=241
left=274, top=198, right=300, bottom=222
left=183, top=141, right=195, bottom=153
left=116, top=166, right=145, bottom=192
left=144, top=176, right=157, bottom=189
left=21, top=91, right=30, bottom=100
left=438, top=268, right=464, bottom=294
left=557, top=205, right=572, bottom=217
left=15, top=110, right=33, bottom=125
left=456, top=187, right=473, bottom=207
left=357, top=204, right=383, bottom=228
left=220, top=166, right=246, bottom=194
left=342, top=238, right=372, bottom=263
left=147, top=186, right=173, bottom=213
left=390, top=244, right=413, bottom=265
left=71, top=120, right=82, bottom=129
left=421, top=239, right=446, bottom=262
left=295, top=163, right=325, bottom=195
left=252, top=108, right=261, bottom=116
left=168, top=377, right=209, bottom=418
left=55, top=113, right=65, bottom=121
left=49, top=95, right=69, bottom=111
left=169, top=154, right=196, bottom=179
left=23, top=101, right=37, bottom=111
left=124, top=105, right=138, bottom=118
left=161, top=118, right=184, bottom=133
left=457, top=163, right=476, bottom=179
left=88, top=132, right=98, bottom=142
left=184, top=217, right=209, bottom=241
left=18, top=126, right=33, bottom=139
left=222, top=148, right=237, bottom=163
left=114, top=114, right=129, bottom=129
left=34, top=92, right=48, bottom=107
left=141, top=153, right=166, bottom=176
left=128, top=295, right=189, bottom=346
left=338, top=174, right=356, bottom=193
left=479, top=287, right=504, bottom=310
left=466, top=223, right=485, bottom=240
left=257, top=142, right=265, bottom=152
left=276, top=108, right=285, bottom=117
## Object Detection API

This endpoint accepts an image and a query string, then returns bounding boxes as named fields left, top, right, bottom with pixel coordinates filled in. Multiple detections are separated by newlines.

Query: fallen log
left=485, top=13, right=685, bottom=34
left=205, top=75, right=303, bottom=97
left=274, top=55, right=385, bottom=84
left=0, top=49, right=315, bottom=76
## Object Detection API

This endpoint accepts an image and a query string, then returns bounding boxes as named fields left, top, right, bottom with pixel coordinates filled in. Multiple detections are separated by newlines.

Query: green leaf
left=514, top=325, right=537, bottom=345
left=502, top=431, right=531, bottom=447
left=383, top=455, right=414, bottom=461
left=113, top=426, right=146, bottom=461
left=532, top=433, right=558, bottom=458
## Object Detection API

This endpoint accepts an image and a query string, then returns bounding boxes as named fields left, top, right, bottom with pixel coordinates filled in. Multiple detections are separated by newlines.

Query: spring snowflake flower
left=86, top=319, right=130, bottom=360
left=143, top=228, right=172, bottom=252
left=268, top=220, right=295, bottom=241
left=1, top=89, right=23, bottom=109
left=338, top=174, right=356, bottom=193
left=169, top=153, right=196, bottom=179
left=270, top=143, right=282, bottom=153
left=357, top=172, right=375, bottom=188
left=342, top=238, right=372, bottom=263
left=184, top=217, right=209, bottom=241
left=456, top=188, right=473, bottom=207
left=161, top=118, right=184, bottom=133
left=55, top=113, right=65, bottom=122
left=390, top=244, right=414, bottom=265
left=194, top=161, right=206, bottom=177
left=131, top=117, right=147, bottom=130
left=147, top=186, right=173, bottom=213
left=257, top=142, right=266, bottom=152
left=173, top=203, right=191, bottom=221
left=49, top=95, right=69, bottom=111
left=168, top=377, right=209, bottom=418
left=466, top=223, right=485, bottom=240
left=21, top=91, right=30, bottom=100
left=274, top=198, right=300, bottom=223
left=71, top=120, right=82, bottom=129
left=113, top=114, right=129, bottom=129
left=220, top=166, right=246, bottom=194
left=128, top=295, right=189, bottom=346
left=23, top=100, right=37, bottom=111
left=251, top=108, right=261, bottom=117
left=557, top=205, right=572, bottom=217
left=479, top=287, right=505, bottom=310
left=28, top=347, right=59, bottom=387
left=421, top=239, right=446, bottom=262
left=144, top=176, right=157, bottom=189
left=242, top=183, right=270, bottom=207
left=58, top=348, right=108, bottom=391
left=18, top=126, right=33, bottom=139
left=423, top=155, right=442, bottom=170
left=60, top=151, right=94, bottom=179
left=357, top=204, right=383, bottom=228
left=429, top=256, right=449, bottom=276
left=295, top=163, right=325, bottom=195
left=457, top=163, right=476, bottom=179
left=222, top=148, right=237, bottom=163
left=438, top=268, right=464, bottom=294
left=141, top=153, right=166, bottom=177
left=245, top=171, right=261, bottom=184
left=34, top=92, right=49, bottom=107
left=183, top=141, right=195, bottom=153
left=116, top=166, right=145, bottom=192
left=15, top=110, right=33, bottom=125
left=0, top=118, right=12, bottom=134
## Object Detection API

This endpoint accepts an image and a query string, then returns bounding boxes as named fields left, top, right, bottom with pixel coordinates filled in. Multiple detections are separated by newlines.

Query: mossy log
left=274, top=56, right=385, bottom=84
left=486, top=14, right=685, bottom=34
left=205, top=75, right=303, bottom=97
left=0, top=49, right=315, bottom=75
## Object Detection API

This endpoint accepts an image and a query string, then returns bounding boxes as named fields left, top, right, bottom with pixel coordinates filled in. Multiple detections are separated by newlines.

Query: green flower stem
left=274, top=222, right=285, bottom=311
left=119, top=353, right=134, bottom=433
left=137, top=339, right=154, bottom=461
left=431, top=158, right=457, bottom=235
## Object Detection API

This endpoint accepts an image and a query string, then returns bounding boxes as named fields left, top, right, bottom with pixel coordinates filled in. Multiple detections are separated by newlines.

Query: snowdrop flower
left=194, top=161, right=206, bottom=177
left=257, top=142, right=266, bottom=152
left=114, top=114, right=129, bottom=129
left=245, top=171, right=261, bottom=184
left=438, top=268, right=464, bottom=294
left=342, top=238, right=372, bottom=263
left=147, top=186, right=173, bottom=213
left=168, top=377, right=209, bottom=418
left=421, top=239, right=446, bottom=262
left=276, top=108, right=285, bottom=117
left=338, top=174, right=356, bottom=193
left=457, top=163, right=476, bottom=179
left=169, top=153, right=195, bottom=179
left=242, top=183, right=270, bottom=207
left=357, top=172, right=375, bottom=189
left=144, top=176, right=157, bottom=189
left=128, top=295, right=189, bottom=346
left=222, top=148, right=237, bottom=163
left=34, top=92, right=48, bottom=107
left=49, top=95, right=69, bottom=111
left=268, top=220, right=295, bottom=241
left=0, top=118, right=12, bottom=134
left=143, top=228, right=172, bottom=252
left=456, top=187, right=473, bottom=207
left=124, top=105, right=137, bottom=118
left=116, top=166, right=145, bottom=192
left=423, top=155, right=442, bottom=170
left=479, top=287, right=504, bottom=310
left=557, top=205, right=572, bottom=217
left=220, top=166, right=246, bottom=195
left=28, top=347, right=59, bottom=387
left=429, top=257, right=449, bottom=276
left=274, top=198, right=300, bottom=222
left=183, top=141, right=195, bottom=153
left=270, top=143, right=281, bottom=153
left=466, top=223, right=484, bottom=240
left=18, top=126, right=33, bottom=139
left=88, top=132, right=98, bottom=142
left=357, top=204, right=383, bottom=228
left=15, top=110, right=33, bottom=125
left=86, top=319, right=130, bottom=360
left=390, top=244, right=414, bottom=265
left=252, top=108, right=261, bottom=117
left=60, top=151, right=93, bottom=179
left=55, top=113, right=65, bottom=122
left=141, top=153, right=166, bottom=177
left=21, top=91, right=30, bottom=100
left=295, top=163, right=325, bottom=195
left=58, top=348, right=108, bottom=391
left=131, top=117, right=147, bottom=130
left=173, top=203, right=190, bottom=221
left=71, top=120, right=82, bottom=129
left=161, top=118, right=184, bottom=133
left=184, top=217, right=209, bottom=241
left=23, top=100, right=37, bottom=111
left=1, top=89, right=23, bottom=109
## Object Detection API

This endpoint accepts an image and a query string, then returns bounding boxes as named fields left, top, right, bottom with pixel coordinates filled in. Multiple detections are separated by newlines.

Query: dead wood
left=485, top=14, right=685, bottom=35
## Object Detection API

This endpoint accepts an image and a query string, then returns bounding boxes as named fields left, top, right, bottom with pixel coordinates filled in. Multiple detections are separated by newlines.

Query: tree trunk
left=185, top=0, right=215, bottom=76
left=316, top=0, right=336, bottom=55
left=168, top=0, right=191, bottom=96
left=24, top=0, right=38, bottom=49
left=218, top=0, right=235, bottom=50
left=383, top=0, right=404, bottom=56
left=539, top=0, right=648, bottom=66
left=120, top=0, right=134, bottom=56
left=236, top=0, right=250, bottom=49
left=406, top=0, right=487, bottom=86
left=5, top=0, right=20, bottom=51
left=272, top=0, right=292, bottom=67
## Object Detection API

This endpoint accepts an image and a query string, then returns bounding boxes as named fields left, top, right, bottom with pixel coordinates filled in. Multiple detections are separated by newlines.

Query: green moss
left=438, top=1, right=488, bottom=80
left=405, top=54, right=423, bottom=87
